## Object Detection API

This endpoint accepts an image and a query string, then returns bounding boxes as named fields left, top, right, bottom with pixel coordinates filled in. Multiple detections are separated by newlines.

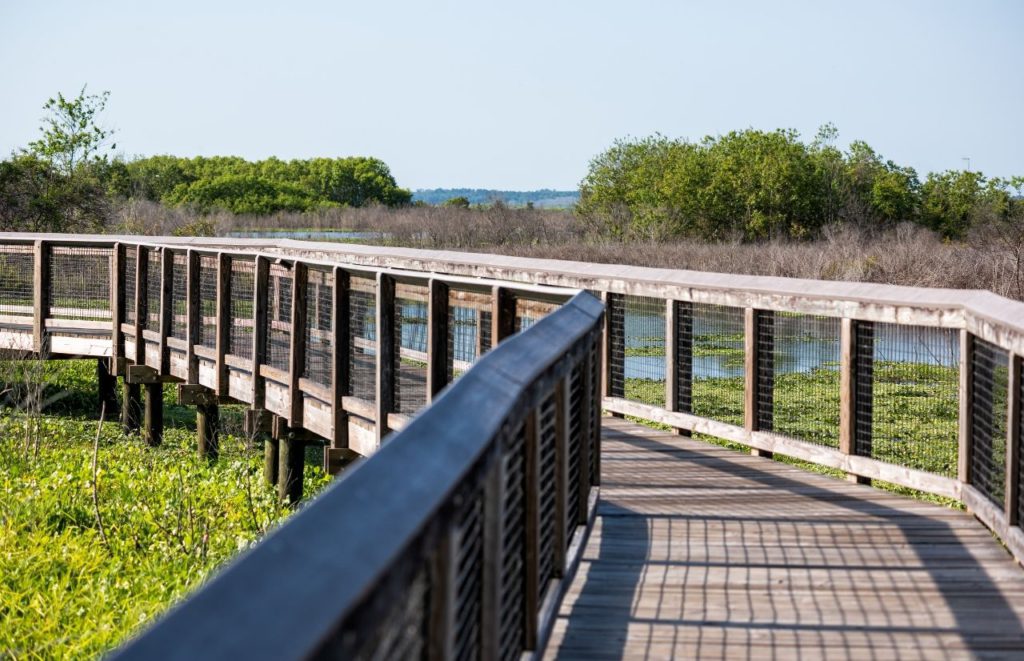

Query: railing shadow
left=554, top=422, right=1024, bottom=659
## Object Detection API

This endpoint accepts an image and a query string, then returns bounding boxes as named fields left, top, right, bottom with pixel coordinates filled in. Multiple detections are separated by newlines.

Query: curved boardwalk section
left=548, top=418, right=1024, bottom=659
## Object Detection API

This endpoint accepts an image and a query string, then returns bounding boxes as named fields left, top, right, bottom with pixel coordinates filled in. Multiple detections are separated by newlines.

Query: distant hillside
left=412, top=188, right=579, bottom=208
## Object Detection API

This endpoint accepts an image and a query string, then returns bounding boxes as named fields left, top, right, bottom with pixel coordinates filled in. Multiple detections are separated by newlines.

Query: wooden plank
left=33, top=240, right=49, bottom=354
left=375, top=272, right=396, bottom=444
left=491, top=284, right=516, bottom=348
left=427, top=278, right=449, bottom=401
left=289, top=262, right=308, bottom=427
left=959, top=329, right=973, bottom=484
left=332, top=266, right=350, bottom=449
left=1007, top=353, right=1021, bottom=525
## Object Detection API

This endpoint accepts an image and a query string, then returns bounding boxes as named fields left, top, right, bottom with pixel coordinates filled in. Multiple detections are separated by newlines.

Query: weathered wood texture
left=546, top=417, right=1024, bottom=659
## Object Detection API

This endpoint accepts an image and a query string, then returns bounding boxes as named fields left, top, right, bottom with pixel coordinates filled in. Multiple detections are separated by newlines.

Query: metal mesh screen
left=144, top=248, right=161, bottom=330
left=672, top=301, right=694, bottom=413
left=49, top=246, right=112, bottom=322
left=229, top=258, right=255, bottom=359
left=479, top=310, right=492, bottom=354
left=499, top=423, right=526, bottom=661
left=395, top=289, right=428, bottom=414
left=123, top=249, right=136, bottom=325
left=170, top=252, right=187, bottom=340
left=447, top=294, right=479, bottom=382
left=691, top=303, right=746, bottom=426
left=349, top=278, right=376, bottom=402
left=197, top=255, right=217, bottom=348
left=855, top=322, right=960, bottom=477
left=453, top=488, right=483, bottom=661
left=615, top=295, right=665, bottom=407
left=759, top=312, right=841, bottom=447
left=266, top=264, right=292, bottom=372
left=971, top=337, right=1008, bottom=506
left=514, top=298, right=556, bottom=333
left=537, top=392, right=558, bottom=602
left=606, top=293, right=625, bottom=397
left=303, top=268, right=333, bottom=387
left=0, top=245, right=34, bottom=325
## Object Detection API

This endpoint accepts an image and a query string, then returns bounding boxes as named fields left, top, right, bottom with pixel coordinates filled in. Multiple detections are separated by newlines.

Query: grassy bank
left=0, top=361, right=329, bottom=659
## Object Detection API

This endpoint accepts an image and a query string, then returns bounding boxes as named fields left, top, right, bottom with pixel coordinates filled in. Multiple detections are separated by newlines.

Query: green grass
left=0, top=361, right=330, bottom=659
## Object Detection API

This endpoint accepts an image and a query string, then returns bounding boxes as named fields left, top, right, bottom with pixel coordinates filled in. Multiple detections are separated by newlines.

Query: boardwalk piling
left=196, top=401, right=219, bottom=461
left=121, top=381, right=141, bottom=435
left=143, top=382, right=163, bottom=446
left=97, top=359, right=118, bottom=420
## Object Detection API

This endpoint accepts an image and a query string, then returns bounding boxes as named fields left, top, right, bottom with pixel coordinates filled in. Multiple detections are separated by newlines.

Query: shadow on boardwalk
left=549, top=419, right=1024, bottom=659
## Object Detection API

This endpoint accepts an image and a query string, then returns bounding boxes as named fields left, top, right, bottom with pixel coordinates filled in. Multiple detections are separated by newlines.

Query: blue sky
left=1, top=0, right=1021, bottom=190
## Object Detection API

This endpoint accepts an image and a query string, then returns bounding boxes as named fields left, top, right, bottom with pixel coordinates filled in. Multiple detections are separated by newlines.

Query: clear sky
left=1, top=0, right=1021, bottom=190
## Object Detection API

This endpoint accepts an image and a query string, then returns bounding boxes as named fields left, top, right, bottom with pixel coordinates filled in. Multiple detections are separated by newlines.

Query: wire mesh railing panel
left=479, top=310, right=492, bottom=354
left=499, top=423, right=526, bottom=661
left=229, top=258, right=255, bottom=360
left=266, top=264, right=293, bottom=372
left=514, top=298, right=557, bottom=333
left=0, top=245, right=34, bottom=325
left=972, top=338, right=1008, bottom=506
left=303, top=268, right=333, bottom=388
left=170, top=252, right=187, bottom=340
left=452, top=488, right=483, bottom=661
left=49, top=246, right=112, bottom=322
left=764, top=312, right=841, bottom=447
left=349, top=278, right=377, bottom=402
left=123, top=249, right=136, bottom=326
left=144, top=248, right=161, bottom=330
left=856, top=323, right=960, bottom=477
left=537, top=391, right=558, bottom=600
left=197, top=255, right=217, bottom=348
left=447, top=293, right=482, bottom=383
left=616, top=295, right=666, bottom=406
left=395, top=290, right=428, bottom=414
left=691, top=303, right=746, bottom=426
left=606, top=294, right=625, bottom=397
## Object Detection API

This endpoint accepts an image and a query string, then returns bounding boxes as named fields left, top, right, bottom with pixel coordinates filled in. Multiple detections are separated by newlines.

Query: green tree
left=27, top=86, right=115, bottom=175
left=921, top=170, right=984, bottom=239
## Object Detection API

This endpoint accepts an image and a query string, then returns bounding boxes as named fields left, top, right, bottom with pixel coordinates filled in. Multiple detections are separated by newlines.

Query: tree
left=27, top=86, right=115, bottom=175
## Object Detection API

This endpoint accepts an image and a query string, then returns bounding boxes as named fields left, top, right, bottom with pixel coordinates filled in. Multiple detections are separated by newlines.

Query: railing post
left=330, top=266, right=350, bottom=454
left=426, top=527, right=454, bottom=661
left=554, top=377, right=569, bottom=575
left=427, top=278, right=450, bottom=401
left=491, top=285, right=516, bottom=348
left=251, top=256, right=269, bottom=408
left=1006, top=353, right=1021, bottom=525
left=376, top=272, right=396, bottom=444
left=159, top=248, right=173, bottom=374
left=215, top=253, right=231, bottom=397
left=480, top=449, right=504, bottom=659
left=186, top=250, right=200, bottom=384
left=665, top=300, right=693, bottom=435
left=959, top=329, right=974, bottom=485
left=111, top=243, right=125, bottom=371
left=745, top=308, right=774, bottom=457
left=523, top=410, right=540, bottom=650
left=841, top=319, right=873, bottom=484
left=601, top=292, right=624, bottom=411
left=33, top=240, right=49, bottom=354
left=577, top=343, right=594, bottom=521
left=133, top=245, right=145, bottom=364
left=289, top=262, right=307, bottom=427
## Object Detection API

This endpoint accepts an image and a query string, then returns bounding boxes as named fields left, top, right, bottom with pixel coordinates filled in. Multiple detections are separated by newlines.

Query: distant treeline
left=578, top=126, right=1023, bottom=240
left=412, top=188, right=578, bottom=208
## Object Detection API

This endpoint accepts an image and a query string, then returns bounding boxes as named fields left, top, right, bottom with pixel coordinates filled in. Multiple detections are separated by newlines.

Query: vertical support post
left=959, top=329, right=974, bottom=484
left=97, top=359, right=118, bottom=419
left=1006, top=354, right=1020, bottom=525
left=143, top=382, right=163, bottom=447
left=601, top=292, right=624, bottom=419
left=841, top=319, right=873, bottom=484
left=278, top=431, right=305, bottom=504
left=159, top=248, right=173, bottom=374
left=215, top=253, right=231, bottom=397
left=523, top=410, right=540, bottom=650
left=375, top=272, right=396, bottom=444
left=590, top=334, right=603, bottom=486
left=330, top=266, right=350, bottom=451
left=111, top=243, right=125, bottom=371
left=479, top=449, right=504, bottom=659
left=427, top=278, right=450, bottom=400
left=186, top=250, right=200, bottom=384
left=491, top=285, right=516, bottom=349
left=426, top=529, right=454, bottom=661
left=745, top=308, right=774, bottom=457
left=577, top=345, right=594, bottom=523
left=264, top=436, right=279, bottom=487
left=122, top=381, right=141, bottom=434
left=665, top=300, right=693, bottom=436
left=197, top=401, right=220, bottom=461
left=288, top=262, right=308, bottom=427
left=33, top=240, right=50, bottom=354
left=251, top=256, right=269, bottom=409
left=553, top=377, right=569, bottom=575
left=133, top=245, right=146, bottom=364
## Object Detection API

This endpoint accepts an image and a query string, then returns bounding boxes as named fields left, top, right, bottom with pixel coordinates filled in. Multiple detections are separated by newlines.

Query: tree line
left=576, top=126, right=1023, bottom=241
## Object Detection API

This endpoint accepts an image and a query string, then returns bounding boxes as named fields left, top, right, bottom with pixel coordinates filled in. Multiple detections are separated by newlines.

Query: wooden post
left=523, top=410, right=540, bottom=649
left=427, top=279, right=450, bottom=401
left=426, top=528, right=454, bottom=661
left=133, top=245, right=146, bottom=364
left=111, top=243, right=125, bottom=371
left=143, top=382, right=163, bottom=447
left=1006, top=354, right=1021, bottom=525
left=197, top=401, right=220, bottom=461
left=264, top=437, right=279, bottom=487
left=251, top=256, right=269, bottom=408
left=745, top=308, right=773, bottom=457
left=289, top=262, right=308, bottom=427
left=553, top=377, right=569, bottom=576
left=480, top=452, right=504, bottom=659
left=577, top=346, right=594, bottom=523
left=666, top=300, right=693, bottom=436
left=601, top=291, right=624, bottom=416
left=841, top=319, right=873, bottom=484
left=278, top=430, right=305, bottom=504
left=97, top=359, right=118, bottom=419
left=159, top=248, right=173, bottom=374
left=330, top=266, right=350, bottom=452
left=375, top=272, right=396, bottom=445
left=959, top=329, right=974, bottom=484
left=122, top=381, right=141, bottom=435
left=491, top=285, right=516, bottom=349
left=33, top=240, right=49, bottom=354
left=215, top=253, right=231, bottom=397
left=186, top=250, right=200, bottom=384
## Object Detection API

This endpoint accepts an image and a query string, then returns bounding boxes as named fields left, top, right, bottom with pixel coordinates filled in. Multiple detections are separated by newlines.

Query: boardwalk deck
left=547, top=418, right=1024, bottom=659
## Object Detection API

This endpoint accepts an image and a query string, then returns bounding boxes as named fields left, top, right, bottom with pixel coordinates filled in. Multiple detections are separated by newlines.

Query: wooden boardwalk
left=547, top=418, right=1024, bottom=659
